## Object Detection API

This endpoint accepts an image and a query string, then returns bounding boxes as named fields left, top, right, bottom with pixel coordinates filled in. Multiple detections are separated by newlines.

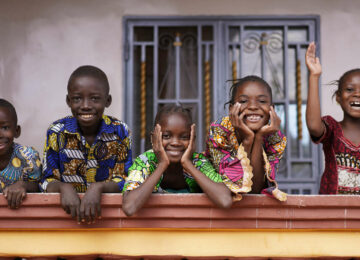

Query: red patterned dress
left=317, top=116, right=360, bottom=194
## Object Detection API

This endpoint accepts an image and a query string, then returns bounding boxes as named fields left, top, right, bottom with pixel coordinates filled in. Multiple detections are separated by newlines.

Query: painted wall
left=0, top=0, right=358, bottom=155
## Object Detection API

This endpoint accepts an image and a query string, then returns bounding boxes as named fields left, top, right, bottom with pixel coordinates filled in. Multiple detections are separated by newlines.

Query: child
left=41, top=65, right=132, bottom=223
left=0, top=99, right=41, bottom=209
left=306, top=42, right=360, bottom=194
left=205, top=76, right=287, bottom=201
left=122, top=105, right=232, bottom=216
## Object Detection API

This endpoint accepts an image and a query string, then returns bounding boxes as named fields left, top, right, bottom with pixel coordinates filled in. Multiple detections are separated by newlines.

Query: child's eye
left=181, top=135, right=190, bottom=140
left=259, top=100, right=268, bottom=104
left=162, top=134, right=170, bottom=139
left=91, top=96, right=100, bottom=101
left=1, top=126, right=9, bottom=130
left=345, top=87, right=354, bottom=92
left=72, top=97, right=81, bottom=102
left=239, top=100, right=247, bottom=104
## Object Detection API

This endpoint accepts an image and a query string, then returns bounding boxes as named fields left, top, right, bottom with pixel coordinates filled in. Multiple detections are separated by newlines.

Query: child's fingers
left=15, top=193, right=22, bottom=209
left=79, top=204, right=85, bottom=223
left=3, top=188, right=8, bottom=198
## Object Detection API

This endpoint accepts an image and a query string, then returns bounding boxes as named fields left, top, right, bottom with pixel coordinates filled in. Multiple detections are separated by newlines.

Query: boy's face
left=0, top=107, right=20, bottom=158
left=66, top=76, right=111, bottom=133
left=231, top=81, right=271, bottom=132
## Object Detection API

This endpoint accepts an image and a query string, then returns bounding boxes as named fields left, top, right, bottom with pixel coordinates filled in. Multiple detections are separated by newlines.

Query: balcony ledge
left=0, top=194, right=360, bottom=259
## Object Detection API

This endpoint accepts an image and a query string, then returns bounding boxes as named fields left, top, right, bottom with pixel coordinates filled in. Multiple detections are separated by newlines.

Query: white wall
left=1, top=0, right=359, bottom=155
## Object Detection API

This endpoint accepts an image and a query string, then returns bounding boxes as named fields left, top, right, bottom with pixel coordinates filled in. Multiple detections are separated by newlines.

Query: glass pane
left=229, top=26, right=240, bottom=42
left=301, top=104, right=312, bottom=158
left=288, top=47, right=296, bottom=100
left=288, top=26, right=308, bottom=42
left=291, top=163, right=312, bottom=178
left=180, top=33, right=198, bottom=99
left=202, top=26, right=213, bottom=41
left=242, top=27, right=284, bottom=100
left=228, top=45, right=240, bottom=80
left=291, top=189, right=300, bottom=194
left=134, top=27, right=154, bottom=41
left=303, top=189, right=311, bottom=194
left=289, top=104, right=299, bottom=157
left=299, top=47, right=309, bottom=101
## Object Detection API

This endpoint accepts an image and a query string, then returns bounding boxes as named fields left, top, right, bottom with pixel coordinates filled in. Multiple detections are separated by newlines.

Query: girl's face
left=336, top=71, right=360, bottom=119
left=0, top=107, right=20, bottom=159
left=231, top=81, right=272, bottom=132
left=159, top=113, right=191, bottom=163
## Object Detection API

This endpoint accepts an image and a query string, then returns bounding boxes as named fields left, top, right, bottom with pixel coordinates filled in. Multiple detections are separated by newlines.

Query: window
left=124, top=16, right=321, bottom=194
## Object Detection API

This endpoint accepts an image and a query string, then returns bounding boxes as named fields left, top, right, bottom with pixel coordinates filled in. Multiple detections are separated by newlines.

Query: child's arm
left=79, top=181, right=120, bottom=224
left=3, top=181, right=39, bottom=209
left=305, top=42, right=324, bottom=138
left=122, top=124, right=170, bottom=216
left=181, top=125, right=232, bottom=209
left=251, top=106, right=281, bottom=193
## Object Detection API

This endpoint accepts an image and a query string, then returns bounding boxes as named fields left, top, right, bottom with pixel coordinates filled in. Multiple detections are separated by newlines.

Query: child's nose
left=81, top=98, right=91, bottom=109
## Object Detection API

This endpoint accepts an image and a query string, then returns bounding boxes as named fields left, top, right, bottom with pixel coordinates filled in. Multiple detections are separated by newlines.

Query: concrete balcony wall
left=0, top=194, right=360, bottom=259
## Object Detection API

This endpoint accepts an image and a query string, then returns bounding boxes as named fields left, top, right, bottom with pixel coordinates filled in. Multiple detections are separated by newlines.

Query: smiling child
left=206, top=76, right=287, bottom=201
left=41, top=65, right=132, bottom=223
left=122, top=104, right=232, bottom=216
left=0, top=99, right=41, bottom=208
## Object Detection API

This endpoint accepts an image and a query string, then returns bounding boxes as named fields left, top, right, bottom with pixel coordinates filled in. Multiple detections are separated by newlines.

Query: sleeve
left=262, top=130, right=287, bottom=180
left=312, top=116, right=335, bottom=144
left=261, top=131, right=287, bottom=201
left=21, top=146, right=42, bottom=183
left=40, top=126, right=62, bottom=192
left=111, top=122, right=133, bottom=191
left=193, top=153, right=222, bottom=183
left=206, top=120, right=252, bottom=195
left=123, top=152, right=155, bottom=192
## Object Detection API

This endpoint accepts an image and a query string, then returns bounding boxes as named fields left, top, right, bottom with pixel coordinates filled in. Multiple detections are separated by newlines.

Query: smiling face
left=336, top=71, right=360, bottom=119
left=0, top=107, right=20, bottom=160
left=66, top=76, right=111, bottom=135
left=231, top=81, right=272, bottom=132
left=159, top=113, right=191, bottom=163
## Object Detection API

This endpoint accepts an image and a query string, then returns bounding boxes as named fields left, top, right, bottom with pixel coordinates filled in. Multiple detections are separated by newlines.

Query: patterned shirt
left=124, top=149, right=222, bottom=193
left=41, top=115, right=132, bottom=192
left=0, top=143, right=42, bottom=192
left=205, top=116, right=287, bottom=200
left=315, top=116, right=360, bottom=194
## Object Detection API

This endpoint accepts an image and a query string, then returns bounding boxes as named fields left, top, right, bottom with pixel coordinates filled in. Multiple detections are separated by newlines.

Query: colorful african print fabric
left=0, top=143, right=42, bottom=192
left=41, top=115, right=132, bottom=192
left=315, top=116, right=360, bottom=194
left=205, top=116, right=287, bottom=201
left=123, top=149, right=222, bottom=193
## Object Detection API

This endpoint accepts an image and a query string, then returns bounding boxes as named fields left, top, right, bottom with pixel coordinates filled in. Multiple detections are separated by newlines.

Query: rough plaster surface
left=0, top=0, right=359, bottom=155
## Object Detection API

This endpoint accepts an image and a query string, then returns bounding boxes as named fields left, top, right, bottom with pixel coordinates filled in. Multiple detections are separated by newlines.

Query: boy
left=41, top=65, right=132, bottom=224
left=0, top=99, right=41, bottom=208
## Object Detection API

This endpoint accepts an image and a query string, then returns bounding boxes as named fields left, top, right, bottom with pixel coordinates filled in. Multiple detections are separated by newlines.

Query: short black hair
left=0, top=99, right=18, bottom=125
left=334, top=68, right=360, bottom=97
left=225, top=75, right=273, bottom=108
left=67, top=65, right=110, bottom=94
left=154, top=104, right=193, bottom=126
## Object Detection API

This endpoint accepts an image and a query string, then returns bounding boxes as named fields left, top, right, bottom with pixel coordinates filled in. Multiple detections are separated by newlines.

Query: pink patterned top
left=205, top=116, right=287, bottom=201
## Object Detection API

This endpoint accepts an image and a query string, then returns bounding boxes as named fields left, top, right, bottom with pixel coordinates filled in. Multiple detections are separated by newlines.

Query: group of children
left=1, top=42, right=359, bottom=222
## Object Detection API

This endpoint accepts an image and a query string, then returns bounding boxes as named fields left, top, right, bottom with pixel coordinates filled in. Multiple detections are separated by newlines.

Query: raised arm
left=305, top=42, right=325, bottom=138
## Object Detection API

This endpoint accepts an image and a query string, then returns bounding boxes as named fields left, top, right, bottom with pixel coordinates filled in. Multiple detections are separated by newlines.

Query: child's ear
left=335, top=91, right=341, bottom=104
left=15, top=125, right=21, bottom=138
left=105, top=95, right=112, bottom=108
left=66, top=95, right=71, bottom=107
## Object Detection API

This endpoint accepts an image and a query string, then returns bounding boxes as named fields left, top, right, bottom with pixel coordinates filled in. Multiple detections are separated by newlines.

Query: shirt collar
left=63, top=115, right=116, bottom=136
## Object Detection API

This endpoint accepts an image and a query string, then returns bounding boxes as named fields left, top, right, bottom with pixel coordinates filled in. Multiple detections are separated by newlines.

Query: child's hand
left=230, top=102, right=255, bottom=143
left=305, top=42, right=322, bottom=76
left=258, top=106, right=281, bottom=137
left=181, top=124, right=196, bottom=168
left=80, top=182, right=103, bottom=224
left=152, top=124, right=170, bottom=167
left=3, top=181, right=26, bottom=209
left=59, top=183, right=81, bottom=221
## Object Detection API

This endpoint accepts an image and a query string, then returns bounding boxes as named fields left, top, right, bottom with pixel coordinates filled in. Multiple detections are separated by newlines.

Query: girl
left=306, top=42, right=360, bottom=194
left=206, top=76, right=287, bottom=201
left=122, top=105, right=232, bottom=216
